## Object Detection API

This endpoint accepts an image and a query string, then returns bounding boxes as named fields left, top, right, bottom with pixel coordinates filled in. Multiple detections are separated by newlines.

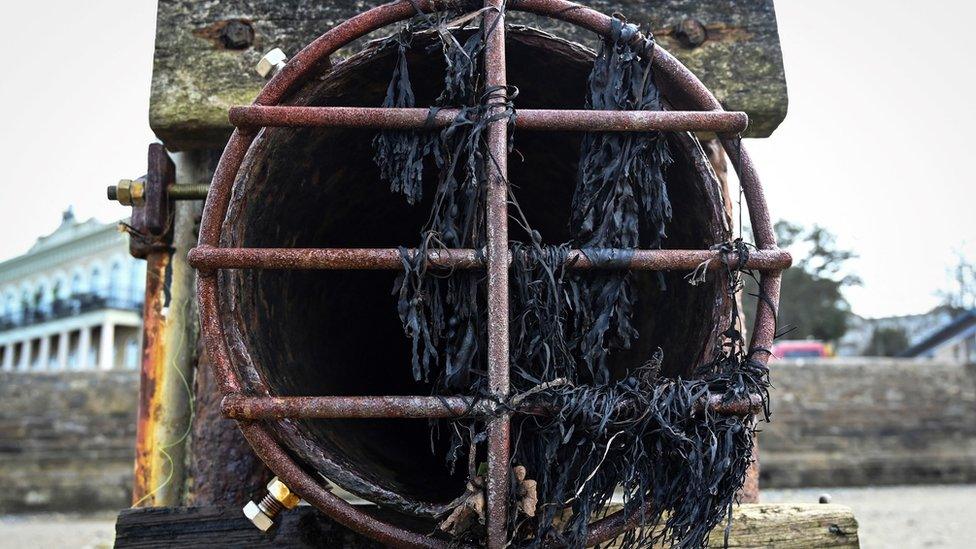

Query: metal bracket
left=109, top=144, right=210, bottom=259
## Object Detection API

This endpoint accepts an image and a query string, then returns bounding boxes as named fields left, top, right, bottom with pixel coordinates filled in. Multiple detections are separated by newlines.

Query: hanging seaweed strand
left=377, top=12, right=509, bottom=392
left=569, top=19, right=673, bottom=384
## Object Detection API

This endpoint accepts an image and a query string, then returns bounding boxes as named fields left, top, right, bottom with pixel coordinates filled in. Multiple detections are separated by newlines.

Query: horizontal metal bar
left=566, top=248, right=791, bottom=271
left=188, top=247, right=481, bottom=270
left=188, top=246, right=791, bottom=272
left=221, top=393, right=761, bottom=420
left=228, top=106, right=749, bottom=134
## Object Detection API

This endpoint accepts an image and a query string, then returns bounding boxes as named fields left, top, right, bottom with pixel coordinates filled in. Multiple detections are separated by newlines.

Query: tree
left=938, top=251, right=976, bottom=310
left=744, top=221, right=859, bottom=342
left=863, top=327, right=909, bottom=357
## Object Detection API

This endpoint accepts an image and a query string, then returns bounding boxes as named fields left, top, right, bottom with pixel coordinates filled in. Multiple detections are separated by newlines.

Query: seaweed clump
left=372, top=9, right=769, bottom=548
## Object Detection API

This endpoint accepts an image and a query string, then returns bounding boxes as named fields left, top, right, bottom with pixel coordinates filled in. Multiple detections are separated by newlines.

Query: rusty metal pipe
left=187, top=246, right=790, bottom=272
left=483, top=1, right=512, bottom=546
left=190, top=0, right=787, bottom=545
left=131, top=149, right=202, bottom=508
left=222, top=393, right=762, bottom=420
left=132, top=250, right=170, bottom=505
left=237, top=422, right=452, bottom=549
left=228, top=106, right=749, bottom=133
left=188, top=246, right=481, bottom=270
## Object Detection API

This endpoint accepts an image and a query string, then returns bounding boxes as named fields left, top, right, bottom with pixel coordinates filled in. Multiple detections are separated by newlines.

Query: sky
left=0, top=1, right=973, bottom=319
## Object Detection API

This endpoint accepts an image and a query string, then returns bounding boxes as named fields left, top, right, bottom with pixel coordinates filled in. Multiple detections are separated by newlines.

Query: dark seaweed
left=381, top=13, right=505, bottom=391
left=568, top=19, right=672, bottom=384
left=372, top=12, right=768, bottom=548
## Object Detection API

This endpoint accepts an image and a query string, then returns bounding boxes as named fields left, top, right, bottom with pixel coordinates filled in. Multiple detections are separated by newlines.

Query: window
left=110, top=260, right=124, bottom=301
left=125, top=338, right=140, bottom=370
left=90, top=266, right=103, bottom=298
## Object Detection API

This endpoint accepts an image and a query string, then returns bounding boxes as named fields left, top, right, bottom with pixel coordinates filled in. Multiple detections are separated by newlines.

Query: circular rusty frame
left=194, top=0, right=786, bottom=546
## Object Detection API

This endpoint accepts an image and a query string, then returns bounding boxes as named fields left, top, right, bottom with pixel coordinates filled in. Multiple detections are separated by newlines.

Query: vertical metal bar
left=131, top=146, right=199, bottom=508
left=483, top=0, right=511, bottom=547
left=131, top=205, right=199, bottom=506
left=132, top=250, right=170, bottom=505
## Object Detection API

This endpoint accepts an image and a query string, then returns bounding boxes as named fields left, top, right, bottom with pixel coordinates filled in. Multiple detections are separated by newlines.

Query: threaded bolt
left=258, top=492, right=285, bottom=517
left=243, top=476, right=301, bottom=532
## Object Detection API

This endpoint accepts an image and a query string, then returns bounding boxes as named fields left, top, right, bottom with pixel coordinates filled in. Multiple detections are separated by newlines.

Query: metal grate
left=188, top=0, right=790, bottom=546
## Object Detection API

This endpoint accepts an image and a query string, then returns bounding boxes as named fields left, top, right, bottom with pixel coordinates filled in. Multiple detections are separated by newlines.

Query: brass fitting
left=243, top=476, right=301, bottom=532
left=107, top=179, right=145, bottom=206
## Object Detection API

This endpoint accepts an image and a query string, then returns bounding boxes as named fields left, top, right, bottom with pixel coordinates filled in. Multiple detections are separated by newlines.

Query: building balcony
left=0, top=293, right=142, bottom=333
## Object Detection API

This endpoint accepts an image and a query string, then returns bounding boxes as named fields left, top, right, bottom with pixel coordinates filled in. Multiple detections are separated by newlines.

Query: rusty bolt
left=674, top=18, right=708, bottom=48
left=107, top=179, right=145, bottom=206
left=256, top=48, right=288, bottom=79
left=243, top=476, right=301, bottom=531
left=220, top=20, right=254, bottom=49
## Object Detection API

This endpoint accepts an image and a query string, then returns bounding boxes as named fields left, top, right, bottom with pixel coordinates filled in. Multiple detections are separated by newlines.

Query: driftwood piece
left=114, top=503, right=858, bottom=548
left=604, top=503, right=860, bottom=548
left=711, top=504, right=860, bottom=548
left=150, top=0, right=787, bottom=149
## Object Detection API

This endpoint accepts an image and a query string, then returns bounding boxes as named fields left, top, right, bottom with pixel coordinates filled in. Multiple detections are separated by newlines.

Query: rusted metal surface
left=131, top=145, right=190, bottom=508
left=145, top=145, right=175, bottom=237
left=188, top=336, right=270, bottom=506
left=188, top=246, right=482, bottom=271
left=188, top=246, right=790, bottom=271
left=237, top=422, right=453, bottom=549
left=190, top=0, right=790, bottom=545
left=131, top=150, right=213, bottom=508
left=126, top=145, right=176, bottom=259
left=229, top=105, right=748, bottom=133
left=739, top=439, right=761, bottom=504
left=132, top=250, right=171, bottom=505
left=131, top=219, right=197, bottom=507
left=514, top=109, right=747, bottom=132
left=483, top=1, right=512, bottom=545
left=222, top=393, right=763, bottom=420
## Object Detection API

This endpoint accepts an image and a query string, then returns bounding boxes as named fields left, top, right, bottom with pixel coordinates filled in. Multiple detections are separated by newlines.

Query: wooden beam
left=114, top=503, right=858, bottom=547
left=150, top=0, right=787, bottom=149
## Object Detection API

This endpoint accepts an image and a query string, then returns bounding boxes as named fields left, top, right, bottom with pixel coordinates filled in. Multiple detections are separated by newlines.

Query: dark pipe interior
left=218, top=29, right=729, bottom=517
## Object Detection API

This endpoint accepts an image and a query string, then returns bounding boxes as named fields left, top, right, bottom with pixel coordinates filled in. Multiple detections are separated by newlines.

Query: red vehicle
left=771, top=340, right=831, bottom=359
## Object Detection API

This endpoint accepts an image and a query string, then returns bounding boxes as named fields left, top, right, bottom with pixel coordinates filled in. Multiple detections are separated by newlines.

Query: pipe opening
left=218, top=28, right=730, bottom=518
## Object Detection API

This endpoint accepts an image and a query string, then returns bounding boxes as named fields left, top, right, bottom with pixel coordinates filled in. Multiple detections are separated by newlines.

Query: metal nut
left=242, top=476, right=301, bottom=532
left=243, top=500, right=274, bottom=531
left=267, top=476, right=301, bottom=509
left=110, top=179, right=145, bottom=206
left=256, top=48, right=288, bottom=78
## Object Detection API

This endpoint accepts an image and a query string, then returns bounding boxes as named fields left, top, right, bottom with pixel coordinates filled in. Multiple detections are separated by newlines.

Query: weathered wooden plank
left=710, top=504, right=860, bottom=548
left=623, top=504, right=861, bottom=548
left=150, top=0, right=787, bottom=149
left=114, top=503, right=857, bottom=548
left=114, top=506, right=382, bottom=548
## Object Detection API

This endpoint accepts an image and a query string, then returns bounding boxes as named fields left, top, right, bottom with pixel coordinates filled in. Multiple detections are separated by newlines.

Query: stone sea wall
left=1, top=360, right=974, bottom=512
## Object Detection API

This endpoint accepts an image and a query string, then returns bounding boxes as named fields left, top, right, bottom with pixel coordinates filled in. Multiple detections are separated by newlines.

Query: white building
left=0, top=208, right=145, bottom=372
left=836, top=307, right=957, bottom=357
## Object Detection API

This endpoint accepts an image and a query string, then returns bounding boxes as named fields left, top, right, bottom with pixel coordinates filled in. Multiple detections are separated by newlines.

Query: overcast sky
left=0, top=1, right=973, bottom=318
